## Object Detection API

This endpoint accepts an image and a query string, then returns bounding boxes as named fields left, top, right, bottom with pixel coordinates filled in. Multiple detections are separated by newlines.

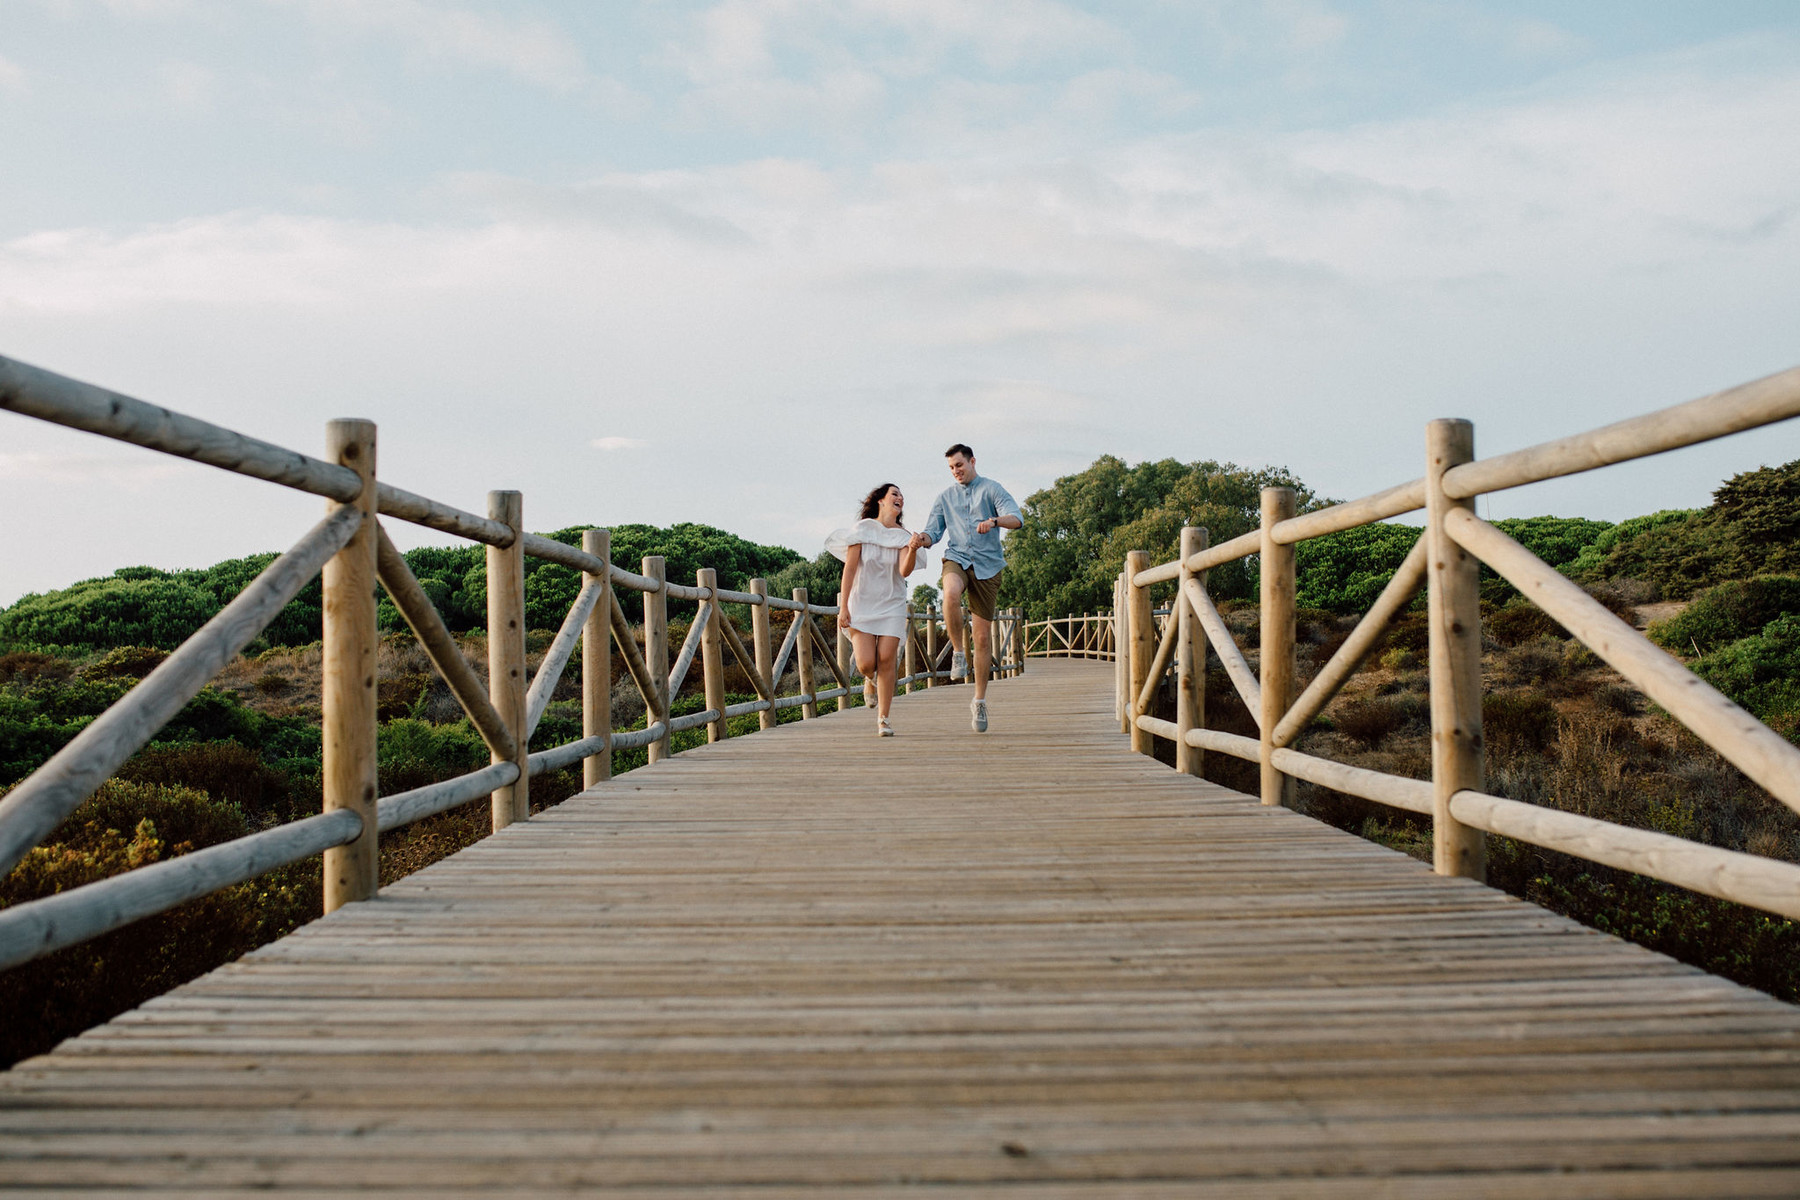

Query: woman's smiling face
left=879, top=487, right=904, bottom=524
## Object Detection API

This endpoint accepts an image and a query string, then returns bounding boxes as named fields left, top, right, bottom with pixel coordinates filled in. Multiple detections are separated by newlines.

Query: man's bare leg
left=942, top=574, right=967, bottom=657
left=971, top=614, right=993, bottom=700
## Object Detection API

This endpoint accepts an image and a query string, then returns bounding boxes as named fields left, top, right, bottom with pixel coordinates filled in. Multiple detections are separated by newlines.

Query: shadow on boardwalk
left=5, top=661, right=1800, bottom=1195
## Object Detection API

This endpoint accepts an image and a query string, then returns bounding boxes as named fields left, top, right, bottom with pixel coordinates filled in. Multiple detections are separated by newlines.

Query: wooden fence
left=0, top=354, right=1016, bottom=972
left=1023, top=613, right=1117, bottom=660
left=1114, top=364, right=1800, bottom=921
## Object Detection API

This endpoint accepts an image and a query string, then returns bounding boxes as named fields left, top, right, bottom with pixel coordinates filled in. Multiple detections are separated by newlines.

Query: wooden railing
left=1117, top=364, right=1800, bottom=921
left=1023, top=613, right=1117, bottom=660
left=0, top=354, right=1005, bottom=972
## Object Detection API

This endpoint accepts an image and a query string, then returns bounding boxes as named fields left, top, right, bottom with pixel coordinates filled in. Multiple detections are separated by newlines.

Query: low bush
left=1332, top=695, right=1427, bottom=748
left=1482, top=690, right=1559, bottom=757
left=1690, top=615, right=1800, bottom=728
left=1649, top=575, right=1800, bottom=656
left=1489, top=603, right=1564, bottom=648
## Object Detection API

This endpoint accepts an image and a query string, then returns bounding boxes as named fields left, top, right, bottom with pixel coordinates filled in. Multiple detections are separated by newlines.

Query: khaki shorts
left=942, top=559, right=1000, bottom=621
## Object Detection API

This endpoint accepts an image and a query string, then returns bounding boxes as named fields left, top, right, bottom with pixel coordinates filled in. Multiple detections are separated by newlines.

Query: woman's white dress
left=825, top=518, right=923, bottom=640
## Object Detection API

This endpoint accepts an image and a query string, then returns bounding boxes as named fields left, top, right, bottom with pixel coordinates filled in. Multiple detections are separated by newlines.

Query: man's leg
left=941, top=572, right=967, bottom=656
left=970, top=614, right=993, bottom=700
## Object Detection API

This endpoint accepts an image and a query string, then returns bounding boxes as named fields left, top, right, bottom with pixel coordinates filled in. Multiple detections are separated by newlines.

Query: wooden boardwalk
left=5, top=660, right=1800, bottom=1195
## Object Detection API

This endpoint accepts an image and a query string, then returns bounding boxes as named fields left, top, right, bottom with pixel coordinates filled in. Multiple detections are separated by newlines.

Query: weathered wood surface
left=5, top=660, right=1800, bottom=1195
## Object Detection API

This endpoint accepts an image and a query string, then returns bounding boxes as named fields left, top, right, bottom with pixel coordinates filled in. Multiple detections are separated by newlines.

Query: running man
left=911, top=443, right=1022, bottom=732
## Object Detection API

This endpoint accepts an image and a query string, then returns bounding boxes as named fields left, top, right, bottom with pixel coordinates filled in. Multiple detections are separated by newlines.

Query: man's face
left=947, top=453, right=974, bottom=485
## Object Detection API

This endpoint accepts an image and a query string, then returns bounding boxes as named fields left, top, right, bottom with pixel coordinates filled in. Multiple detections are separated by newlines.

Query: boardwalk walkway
left=6, top=661, right=1800, bottom=1194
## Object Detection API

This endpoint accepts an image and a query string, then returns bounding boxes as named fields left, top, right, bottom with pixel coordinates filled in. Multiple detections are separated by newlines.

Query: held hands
left=908, top=532, right=931, bottom=550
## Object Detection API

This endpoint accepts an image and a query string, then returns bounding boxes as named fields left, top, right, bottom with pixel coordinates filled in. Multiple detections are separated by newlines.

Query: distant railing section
left=0, top=354, right=1016, bottom=972
left=1024, top=613, right=1117, bottom=661
left=1114, top=364, right=1800, bottom=922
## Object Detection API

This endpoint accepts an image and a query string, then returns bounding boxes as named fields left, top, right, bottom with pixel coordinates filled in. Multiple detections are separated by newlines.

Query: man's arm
left=915, top=495, right=947, bottom=549
left=976, top=482, right=1023, bottom=535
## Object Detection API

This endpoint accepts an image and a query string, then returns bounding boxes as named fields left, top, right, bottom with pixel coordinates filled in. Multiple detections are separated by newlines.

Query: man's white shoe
left=971, top=697, right=988, bottom=733
left=951, top=651, right=967, bottom=681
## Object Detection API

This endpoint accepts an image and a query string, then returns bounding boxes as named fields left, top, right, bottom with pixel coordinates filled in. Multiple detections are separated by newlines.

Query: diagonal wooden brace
left=375, top=524, right=517, bottom=761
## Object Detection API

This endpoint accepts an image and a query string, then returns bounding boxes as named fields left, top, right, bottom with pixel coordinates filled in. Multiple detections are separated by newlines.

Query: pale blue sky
left=3, top=1, right=1799, bottom=603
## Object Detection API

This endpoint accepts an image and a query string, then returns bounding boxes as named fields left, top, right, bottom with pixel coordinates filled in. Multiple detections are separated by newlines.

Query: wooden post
left=1260, top=488, right=1296, bottom=808
left=644, top=555, right=670, bottom=762
left=487, top=490, right=529, bottom=829
left=321, top=419, right=378, bottom=913
left=1116, top=575, right=1130, bottom=732
left=1426, top=419, right=1488, bottom=880
left=794, top=588, right=817, bottom=719
left=836, top=619, right=854, bottom=713
left=582, top=529, right=612, bottom=788
left=925, top=605, right=939, bottom=688
left=1126, top=550, right=1154, bottom=757
left=1175, top=526, right=1207, bottom=778
left=697, top=568, right=728, bottom=743
left=903, top=607, right=918, bottom=692
left=749, top=578, right=775, bottom=731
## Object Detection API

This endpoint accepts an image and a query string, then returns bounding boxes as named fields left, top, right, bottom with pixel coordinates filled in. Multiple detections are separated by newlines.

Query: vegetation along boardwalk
left=1, top=660, right=1797, bottom=1194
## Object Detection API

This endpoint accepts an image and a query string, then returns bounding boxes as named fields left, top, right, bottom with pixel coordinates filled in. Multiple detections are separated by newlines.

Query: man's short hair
left=945, top=443, right=974, bottom=461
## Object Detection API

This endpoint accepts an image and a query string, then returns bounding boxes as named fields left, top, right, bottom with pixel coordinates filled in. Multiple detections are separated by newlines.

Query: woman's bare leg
left=877, top=636, right=900, bottom=718
left=851, top=630, right=879, bottom=684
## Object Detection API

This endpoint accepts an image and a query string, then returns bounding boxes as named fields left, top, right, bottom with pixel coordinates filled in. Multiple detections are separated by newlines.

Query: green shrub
left=1489, top=602, right=1565, bottom=647
left=1649, top=576, right=1800, bottom=655
left=1690, top=614, right=1800, bottom=726
left=376, top=718, right=489, bottom=795
left=1295, top=524, right=1421, bottom=614
left=115, top=741, right=302, bottom=826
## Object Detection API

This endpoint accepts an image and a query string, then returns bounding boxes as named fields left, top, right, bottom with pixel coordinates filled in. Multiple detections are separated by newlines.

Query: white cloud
left=0, top=55, right=27, bottom=95
left=4, top=33, right=1799, bottom=604
left=278, top=0, right=591, bottom=92
left=158, top=59, right=215, bottom=112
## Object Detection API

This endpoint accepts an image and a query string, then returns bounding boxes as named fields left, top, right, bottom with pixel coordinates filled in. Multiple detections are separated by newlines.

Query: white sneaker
left=971, top=697, right=988, bottom=733
left=951, top=651, right=967, bottom=681
left=878, top=717, right=895, bottom=737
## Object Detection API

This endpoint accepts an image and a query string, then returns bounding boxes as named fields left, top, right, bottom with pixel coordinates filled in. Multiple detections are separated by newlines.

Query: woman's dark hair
left=860, top=483, right=902, bottom=522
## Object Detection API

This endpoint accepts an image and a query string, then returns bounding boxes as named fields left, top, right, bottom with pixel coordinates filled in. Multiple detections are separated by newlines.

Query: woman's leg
left=876, top=636, right=901, bottom=718
left=851, top=630, right=879, bottom=681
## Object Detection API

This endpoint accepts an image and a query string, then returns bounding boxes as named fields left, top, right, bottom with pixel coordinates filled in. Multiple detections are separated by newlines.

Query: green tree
left=1003, top=456, right=1320, bottom=619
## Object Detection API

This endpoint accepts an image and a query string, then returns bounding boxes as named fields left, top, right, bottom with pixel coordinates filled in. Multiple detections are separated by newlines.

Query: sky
left=2, top=0, right=1798, bottom=605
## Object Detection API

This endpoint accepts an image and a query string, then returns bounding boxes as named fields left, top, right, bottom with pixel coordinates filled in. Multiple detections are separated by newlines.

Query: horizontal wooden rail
left=378, top=763, right=521, bottom=833
left=0, top=353, right=365, bottom=502
left=1183, top=726, right=1259, bottom=761
left=0, top=505, right=363, bottom=879
left=1271, top=748, right=1432, bottom=815
left=1441, top=364, right=1800, bottom=500
left=377, top=484, right=512, bottom=546
left=1451, top=789, right=1800, bottom=922
left=1271, top=478, right=1426, bottom=545
left=0, top=809, right=362, bottom=973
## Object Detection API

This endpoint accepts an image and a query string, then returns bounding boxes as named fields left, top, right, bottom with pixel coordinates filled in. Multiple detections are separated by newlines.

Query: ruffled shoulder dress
left=824, top=518, right=923, bottom=639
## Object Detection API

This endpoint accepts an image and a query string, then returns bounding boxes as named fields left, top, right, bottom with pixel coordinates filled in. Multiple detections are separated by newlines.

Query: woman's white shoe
left=878, top=717, right=895, bottom=737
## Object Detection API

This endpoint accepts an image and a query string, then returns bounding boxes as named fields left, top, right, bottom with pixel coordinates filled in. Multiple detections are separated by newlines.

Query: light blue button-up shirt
left=922, top=474, right=1021, bottom=581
